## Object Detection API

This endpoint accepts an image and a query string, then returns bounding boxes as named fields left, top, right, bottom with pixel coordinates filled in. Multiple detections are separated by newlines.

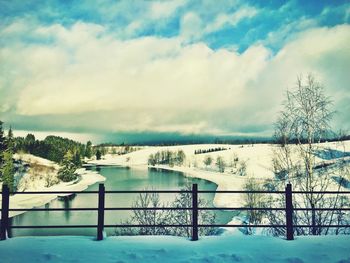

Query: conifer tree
left=0, top=121, right=7, bottom=181
left=58, top=150, right=77, bottom=182
left=85, top=141, right=92, bottom=159
left=96, top=149, right=102, bottom=160
left=7, top=127, right=14, bottom=152
left=2, top=151, right=15, bottom=192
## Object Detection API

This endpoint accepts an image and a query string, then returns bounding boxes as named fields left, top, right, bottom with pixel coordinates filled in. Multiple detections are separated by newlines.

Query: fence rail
left=1, top=183, right=350, bottom=241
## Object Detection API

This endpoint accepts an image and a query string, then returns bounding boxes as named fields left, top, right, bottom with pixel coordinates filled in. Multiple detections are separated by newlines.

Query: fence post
left=1, top=184, right=10, bottom=241
left=311, top=203, right=316, bottom=235
left=285, top=183, right=294, bottom=240
left=192, top=183, right=198, bottom=241
left=97, top=183, right=105, bottom=241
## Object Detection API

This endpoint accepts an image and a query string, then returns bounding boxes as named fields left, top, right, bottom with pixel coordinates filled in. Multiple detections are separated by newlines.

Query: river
left=9, top=166, right=235, bottom=237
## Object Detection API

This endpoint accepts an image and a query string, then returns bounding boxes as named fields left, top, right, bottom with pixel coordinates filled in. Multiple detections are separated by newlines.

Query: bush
left=115, top=185, right=217, bottom=237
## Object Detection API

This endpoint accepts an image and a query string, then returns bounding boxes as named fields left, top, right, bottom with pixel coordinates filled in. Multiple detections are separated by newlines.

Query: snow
left=89, top=141, right=350, bottom=208
left=0, top=154, right=106, bottom=218
left=89, top=144, right=275, bottom=207
left=0, top=234, right=349, bottom=263
left=1, top=143, right=349, bottom=262
left=13, top=153, right=60, bottom=169
left=2, top=141, right=349, bottom=222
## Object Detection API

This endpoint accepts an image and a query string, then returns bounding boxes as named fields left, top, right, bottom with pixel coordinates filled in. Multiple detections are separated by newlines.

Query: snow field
left=0, top=234, right=349, bottom=263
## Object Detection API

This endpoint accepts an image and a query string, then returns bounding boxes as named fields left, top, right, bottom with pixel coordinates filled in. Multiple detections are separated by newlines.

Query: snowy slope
left=0, top=154, right=106, bottom=218
left=0, top=235, right=349, bottom=263
left=89, top=141, right=350, bottom=207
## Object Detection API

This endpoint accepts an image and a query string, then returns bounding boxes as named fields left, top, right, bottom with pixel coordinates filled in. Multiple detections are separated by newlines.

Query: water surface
left=10, top=166, right=234, bottom=236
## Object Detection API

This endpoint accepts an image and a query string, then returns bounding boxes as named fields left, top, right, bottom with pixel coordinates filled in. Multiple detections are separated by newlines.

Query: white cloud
left=261, top=17, right=317, bottom=48
left=149, top=0, right=186, bottom=19
left=205, top=6, right=258, bottom=34
left=179, top=12, right=203, bottom=41
left=1, top=22, right=349, bottom=135
left=179, top=6, right=258, bottom=42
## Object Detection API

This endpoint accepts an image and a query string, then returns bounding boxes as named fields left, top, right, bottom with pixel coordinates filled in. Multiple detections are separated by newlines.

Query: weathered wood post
left=285, top=183, right=294, bottom=240
left=0, top=184, right=10, bottom=241
left=192, top=183, right=198, bottom=241
left=97, top=183, right=105, bottom=241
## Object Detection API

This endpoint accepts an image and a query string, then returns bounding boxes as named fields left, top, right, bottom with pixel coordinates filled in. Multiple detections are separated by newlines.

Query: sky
left=0, top=0, right=349, bottom=143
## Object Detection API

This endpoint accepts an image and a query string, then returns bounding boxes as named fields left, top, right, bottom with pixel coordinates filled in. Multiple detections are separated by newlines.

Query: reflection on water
left=59, top=194, right=76, bottom=221
left=10, top=166, right=235, bottom=236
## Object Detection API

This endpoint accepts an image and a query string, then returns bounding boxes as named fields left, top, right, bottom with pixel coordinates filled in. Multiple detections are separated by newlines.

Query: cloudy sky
left=0, top=0, right=349, bottom=143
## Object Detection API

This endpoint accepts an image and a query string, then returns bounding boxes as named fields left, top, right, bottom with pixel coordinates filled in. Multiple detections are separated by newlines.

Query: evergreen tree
left=1, top=150, right=15, bottom=192
left=6, top=127, right=14, bottom=152
left=73, top=149, right=82, bottom=167
left=96, top=149, right=102, bottom=160
left=58, top=150, right=77, bottom=182
left=0, top=121, right=5, bottom=165
left=85, top=141, right=92, bottom=159
left=24, top=133, right=36, bottom=153
left=0, top=121, right=6, bottom=181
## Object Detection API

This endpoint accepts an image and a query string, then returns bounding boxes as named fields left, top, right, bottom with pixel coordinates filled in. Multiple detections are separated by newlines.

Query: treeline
left=275, top=135, right=350, bottom=145
left=103, top=145, right=139, bottom=155
left=0, top=121, right=101, bottom=187
left=12, top=132, right=106, bottom=164
left=13, top=134, right=89, bottom=165
left=13, top=134, right=97, bottom=182
left=148, top=150, right=186, bottom=166
left=97, top=134, right=350, bottom=146
left=194, top=147, right=227, bottom=155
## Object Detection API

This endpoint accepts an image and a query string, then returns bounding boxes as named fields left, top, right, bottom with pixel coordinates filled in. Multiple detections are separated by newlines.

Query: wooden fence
left=1, top=183, right=350, bottom=241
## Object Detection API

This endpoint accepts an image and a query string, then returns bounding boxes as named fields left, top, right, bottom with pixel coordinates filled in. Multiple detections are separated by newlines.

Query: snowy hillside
left=0, top=153, right=106, bottom=218
left=90, top=141, right=350, bottom=207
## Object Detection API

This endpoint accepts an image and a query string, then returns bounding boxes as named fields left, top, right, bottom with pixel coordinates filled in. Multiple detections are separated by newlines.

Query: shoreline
left=88, top=161, right=247, bottom=209
left=0, top=168, right=106, bottom=218
left=147, top=164, right=247, bottom=208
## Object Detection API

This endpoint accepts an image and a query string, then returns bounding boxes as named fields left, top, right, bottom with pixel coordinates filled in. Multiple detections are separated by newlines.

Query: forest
left=0, top=122, right=97, bottom=190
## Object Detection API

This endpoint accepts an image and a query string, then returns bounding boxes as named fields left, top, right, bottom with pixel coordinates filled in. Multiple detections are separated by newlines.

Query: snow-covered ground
left=2, top=141, right=349, bottom=220
left=90, top=141, right=350, bottom=207
left=0, top=154, right=106, bottom=218
left=0, top=234, right=349, bottom=263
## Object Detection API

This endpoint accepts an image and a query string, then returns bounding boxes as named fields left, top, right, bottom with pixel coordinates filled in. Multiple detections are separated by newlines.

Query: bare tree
left=216, top=156, right=226, bottom=173
left=115, top=185, right=217, bottom=237
left=268, top=74, right=350, bottom=235
left=115, top=190, right=170, bottom=236
left=242, top=177, right=266, bottom=234
left=238, top=160, right=247, bottom=176
left=203, top=155, right=213, bottom=170
left=169, top=185, right=217, bottom=237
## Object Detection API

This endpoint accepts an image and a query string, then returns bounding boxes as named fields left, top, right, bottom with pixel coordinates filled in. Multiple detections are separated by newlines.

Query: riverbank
left=88, top=144, right=275, bottom=208
left=150, top=165, right=247, bottom=207
left=0, top=154, right=106, bottom=218
left=89, top=141, right=350, bottom=210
